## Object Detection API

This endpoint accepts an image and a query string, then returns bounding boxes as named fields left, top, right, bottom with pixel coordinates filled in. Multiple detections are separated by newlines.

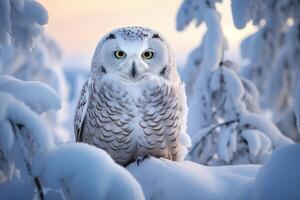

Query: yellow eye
left=142, top=50, right=154, bottom=59
left=114, top=50, right=126, bottom=59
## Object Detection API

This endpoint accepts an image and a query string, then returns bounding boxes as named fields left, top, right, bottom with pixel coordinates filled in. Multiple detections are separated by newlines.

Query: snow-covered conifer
left=176, top=0, right=292, bottom=165
left=232, top=0, right=300, bottom=141
left=0, top=33, right=71, bottom=143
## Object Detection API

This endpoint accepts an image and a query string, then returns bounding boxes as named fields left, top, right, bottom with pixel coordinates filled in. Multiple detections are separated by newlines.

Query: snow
left=0, top=75, right=61, bottom=114
left=0, top=91, right=55, bottom=149
left=0, top=118, right=14, bottom=155
left=23, top=0, right=48, bottom=25
left=241, top=129, right=271, bottom=162
left=0, top=33, right=72, bottom=143
left=254, top=144, right=300, bottom=200
left=222, top=67, right=244, bottom=99
left=295, top=80, right=300, bottom=135
left=128, top=144, right=300, bottom=200
left=128, top=157, right=259, bottom=200
left=0, top=0, right=48, bottom=48
left=236, top=0, right=300, bottom=141
left=34, top=143, right=144, bottom=200
left=176, top=0, right=293, bottom=165
left=240, top=113, right=293, bottom=147
left=177, top=0, right=227, bottom=138
left=240, top=78, right=260, bottom=112
left=231, top=0, right=251, bottom=29
left=0, top=177, right=35, bottom=200
left=0, top=89, right=55, bottom=188
left=217, top=123, right=238, bottom=162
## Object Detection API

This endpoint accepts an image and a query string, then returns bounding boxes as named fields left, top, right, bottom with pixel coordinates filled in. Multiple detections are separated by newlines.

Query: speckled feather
left=107, top=27, right=162, bottom=41
left=74, top=27, right=191, bottom=166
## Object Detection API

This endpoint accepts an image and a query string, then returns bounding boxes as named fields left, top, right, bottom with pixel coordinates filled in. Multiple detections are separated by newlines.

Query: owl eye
left=142, top=50, right=154, bottom=59
left=114, top=50, right=126, bottom=59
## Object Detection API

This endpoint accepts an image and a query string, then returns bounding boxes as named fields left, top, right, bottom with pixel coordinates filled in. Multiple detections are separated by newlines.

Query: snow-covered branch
left=0, top=0, right=48, bottom=48
left=233, top=0, right=300, bottom=141
left=0, top=33, right=71, bottom=143
left=176, top=0, right=292, bottom=165
left=0, top=75, right=61, bottom=114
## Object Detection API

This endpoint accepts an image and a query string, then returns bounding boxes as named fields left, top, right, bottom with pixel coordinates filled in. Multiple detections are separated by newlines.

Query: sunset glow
left=39, top=0, right=256, bottom=66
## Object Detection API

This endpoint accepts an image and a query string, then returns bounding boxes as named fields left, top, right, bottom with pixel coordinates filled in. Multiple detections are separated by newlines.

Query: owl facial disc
left=92, top=26, right=175, bottom=82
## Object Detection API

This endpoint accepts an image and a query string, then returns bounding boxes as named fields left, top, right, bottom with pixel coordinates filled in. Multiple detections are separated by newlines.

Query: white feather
left=74, top=77, right=92, bottom=141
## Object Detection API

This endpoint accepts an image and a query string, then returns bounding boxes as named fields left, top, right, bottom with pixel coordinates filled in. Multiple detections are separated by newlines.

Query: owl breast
left=81, top=76, right=184, bottom=166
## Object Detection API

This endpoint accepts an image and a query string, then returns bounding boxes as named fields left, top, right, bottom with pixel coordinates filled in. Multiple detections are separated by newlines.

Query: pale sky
left=39, top=0, right=256, bottom=67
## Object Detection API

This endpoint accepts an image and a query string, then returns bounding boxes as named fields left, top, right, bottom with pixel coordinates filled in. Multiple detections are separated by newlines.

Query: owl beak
left=131, top=62, right=137, bottom=78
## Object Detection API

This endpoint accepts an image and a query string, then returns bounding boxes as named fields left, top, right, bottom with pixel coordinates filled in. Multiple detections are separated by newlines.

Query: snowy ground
left=128, top=144, right=300, bottom=200
left=128, top=158, right=259, bottom=200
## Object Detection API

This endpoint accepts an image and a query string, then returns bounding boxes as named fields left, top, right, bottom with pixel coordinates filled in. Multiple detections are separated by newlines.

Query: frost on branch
left=0, top=0, right=48, bottom=48
left=0, top=78, right=144, bottom=200
left=176, top=0, right=292, bottom=165
left=233, top=0, right=300, bottom=141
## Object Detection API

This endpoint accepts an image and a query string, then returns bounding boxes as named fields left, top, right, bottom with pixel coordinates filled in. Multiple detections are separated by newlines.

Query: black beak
left=131, top=62, right=136, bottom=77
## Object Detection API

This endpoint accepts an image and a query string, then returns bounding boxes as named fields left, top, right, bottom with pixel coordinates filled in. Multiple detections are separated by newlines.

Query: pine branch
left=189, top=119, right=240, bottom=156
left=9, top=120, right=44, bottom=200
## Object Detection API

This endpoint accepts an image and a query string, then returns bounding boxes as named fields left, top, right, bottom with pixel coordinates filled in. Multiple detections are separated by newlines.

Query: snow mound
left=128, top=157, right=259, bottom=200
left=0, top=75, right=61, bottom=114
left=254, top=144, right=300, bottom=200
left=34, top=143, right=144, bottom=200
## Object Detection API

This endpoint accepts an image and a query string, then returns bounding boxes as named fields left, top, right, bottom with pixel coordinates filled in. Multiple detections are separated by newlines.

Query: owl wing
left=74, top=77, right=92, bottom=142
left=178, top=82, right=192, bottom=158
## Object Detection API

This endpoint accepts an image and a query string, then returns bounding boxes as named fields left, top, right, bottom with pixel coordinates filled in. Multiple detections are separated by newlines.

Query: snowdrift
left=128, top=158, right=259, bottom=200
left=129, top=144, right=300, bottom=200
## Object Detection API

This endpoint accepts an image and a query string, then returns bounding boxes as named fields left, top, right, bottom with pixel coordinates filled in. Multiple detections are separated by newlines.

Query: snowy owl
left=74, top=26, right=191, bottom=166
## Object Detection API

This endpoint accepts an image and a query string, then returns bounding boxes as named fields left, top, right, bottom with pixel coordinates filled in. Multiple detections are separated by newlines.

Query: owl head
left=91, top=26, right=177, bottom=82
